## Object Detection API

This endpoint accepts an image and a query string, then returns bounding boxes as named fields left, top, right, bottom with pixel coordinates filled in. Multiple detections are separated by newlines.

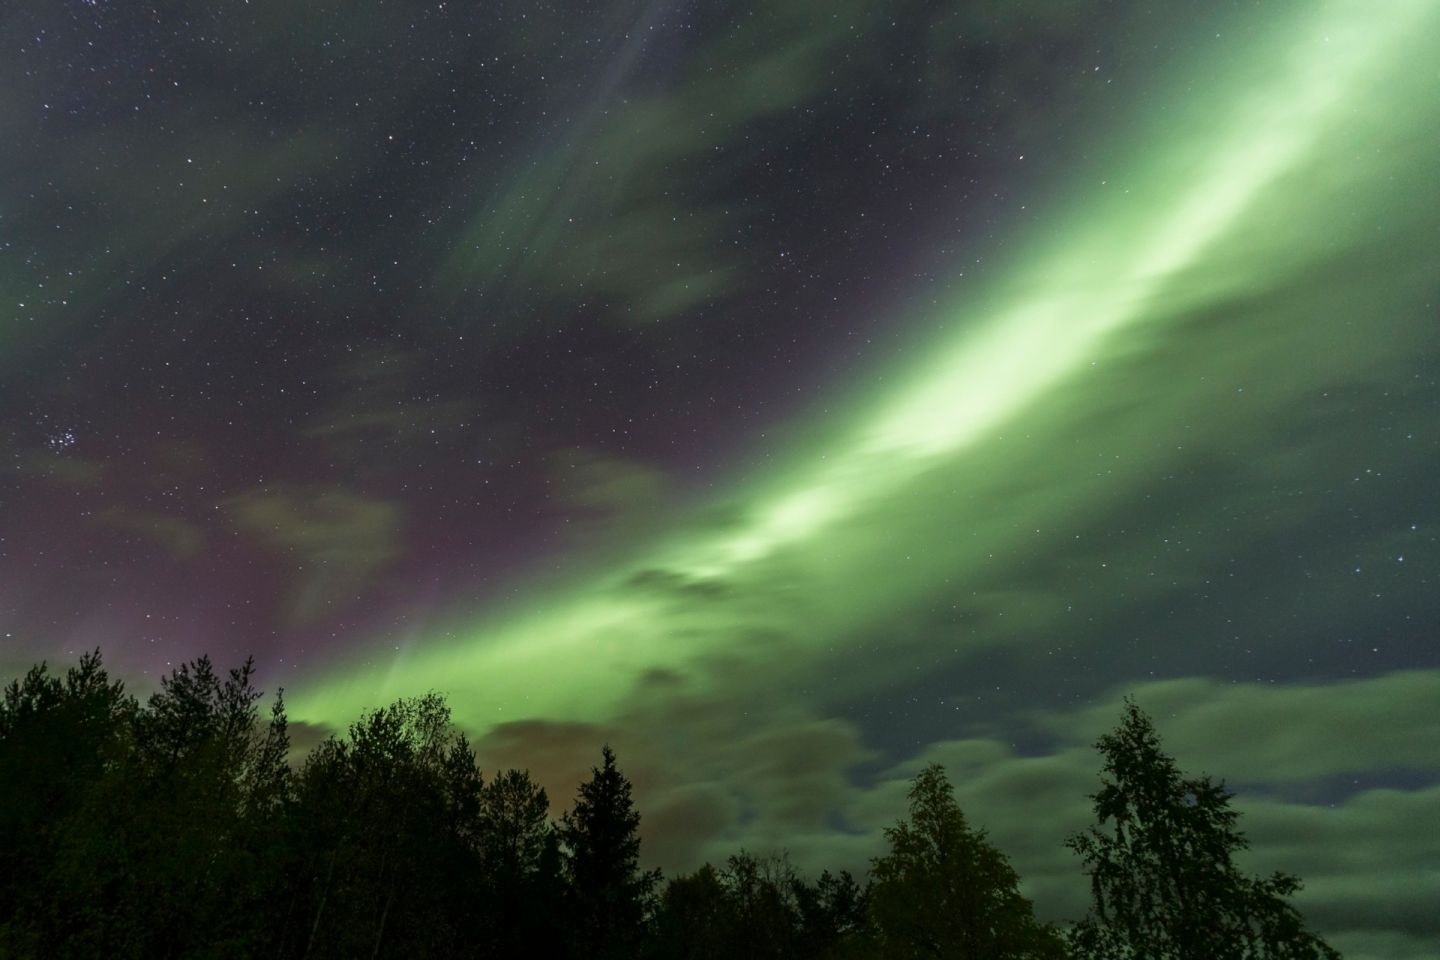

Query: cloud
left=1241, top=787, right=1440, bottom=938
left=94, top=509, right=206, bottom=560
left=305, top=345, right=476, bottom=464
left=642, top=783, right=741, bottom=872
left=549, top=448, right=669, bottom=514
left=874, top=677, right=1440, bottom=951
left=623, top=569, right=731, bottom=602
left=1034, top=670, right=1440, bottom=782
left=508, top=670, right=1439, bottom=957
left=547, top=448, right=673, bottom=546
left=225, top=484, right=403, bottom=623
left=436, top=0, right=878, bottom=323
left=472, top=718, right=610, bottom=803
left=369, top=649, right=1440, bottom=959
left=1327, top=930, right=1440, bottom=960
left=18, top=450, right=106, bottom=488
left=460, top=673, right=876, bottom=876
left=285, top=719, right=337, bottom=761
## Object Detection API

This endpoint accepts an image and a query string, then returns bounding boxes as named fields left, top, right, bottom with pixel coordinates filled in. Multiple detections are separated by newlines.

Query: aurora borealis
left=3, top=0, right=1438, bottom=954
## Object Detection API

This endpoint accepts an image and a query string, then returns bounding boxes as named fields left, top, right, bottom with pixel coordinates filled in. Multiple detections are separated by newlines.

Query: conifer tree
left=561, top=745, right=660, bottom=960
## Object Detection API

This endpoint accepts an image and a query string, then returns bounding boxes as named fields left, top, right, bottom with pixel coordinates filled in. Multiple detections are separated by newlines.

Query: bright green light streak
left=292, top=0, right=1436, bottom=731
left=679, top=0, right=1423, bottom=579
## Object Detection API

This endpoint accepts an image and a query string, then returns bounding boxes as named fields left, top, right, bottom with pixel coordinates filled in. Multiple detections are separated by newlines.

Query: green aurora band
left=293, top=0, right=1438, bottom=729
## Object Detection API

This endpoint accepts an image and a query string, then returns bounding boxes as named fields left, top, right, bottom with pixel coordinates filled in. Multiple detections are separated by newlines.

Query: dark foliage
left=868, top=764, right=1068, bottom=959
left=560, top=744, right=661, bottom=959
left=648, top=852, right=870, bottom=960
left=1066, top=699, right=1341, bottom=960
left=0, top=651, right=134, bottom=956
left=0, top=651, right=1341, bottom=959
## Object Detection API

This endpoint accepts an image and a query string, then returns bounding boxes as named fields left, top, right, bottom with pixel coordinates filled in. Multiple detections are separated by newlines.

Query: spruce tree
left=561, top=745, right=659, bottom=959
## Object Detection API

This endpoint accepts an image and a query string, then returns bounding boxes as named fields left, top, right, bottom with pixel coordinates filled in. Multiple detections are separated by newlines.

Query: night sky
left=4, top=1, right=1438, bottom=955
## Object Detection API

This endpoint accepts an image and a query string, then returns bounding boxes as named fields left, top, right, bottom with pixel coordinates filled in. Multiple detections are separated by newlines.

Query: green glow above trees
left=291, top=0, right=1439, bottom=732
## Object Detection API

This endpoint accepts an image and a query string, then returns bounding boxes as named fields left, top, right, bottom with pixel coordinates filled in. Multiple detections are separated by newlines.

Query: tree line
left=0, top=650, right=1340, bottom=959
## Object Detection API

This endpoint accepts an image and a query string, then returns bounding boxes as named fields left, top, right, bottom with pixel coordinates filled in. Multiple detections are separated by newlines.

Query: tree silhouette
left=1066, top=699, right=1340, bottom=960
left=561, top=744, right=661, bottom=960
left=648, top=852, right=871, bottom=960
left=720, top=851, right=805, bottom=958
left=0, top=650, right=134, bottom=956
left=869, top=763, right=1067, bottom=959
left=285, top=692, right=478, bottom=959
left=479, top=767, right=565, bottom=957
left=794, top=867, right=871, bottom=959
left=3, top=653, right=296, bottom=957
left=481, top=768, right=552, bottom=880
left=15, top=650, right=1354, bottom=960
left=650, top=862, right=730, bottom=960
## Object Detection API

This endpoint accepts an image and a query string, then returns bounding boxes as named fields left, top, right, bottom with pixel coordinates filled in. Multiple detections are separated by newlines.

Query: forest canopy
left=0, top=650, right=1338, bottom=959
